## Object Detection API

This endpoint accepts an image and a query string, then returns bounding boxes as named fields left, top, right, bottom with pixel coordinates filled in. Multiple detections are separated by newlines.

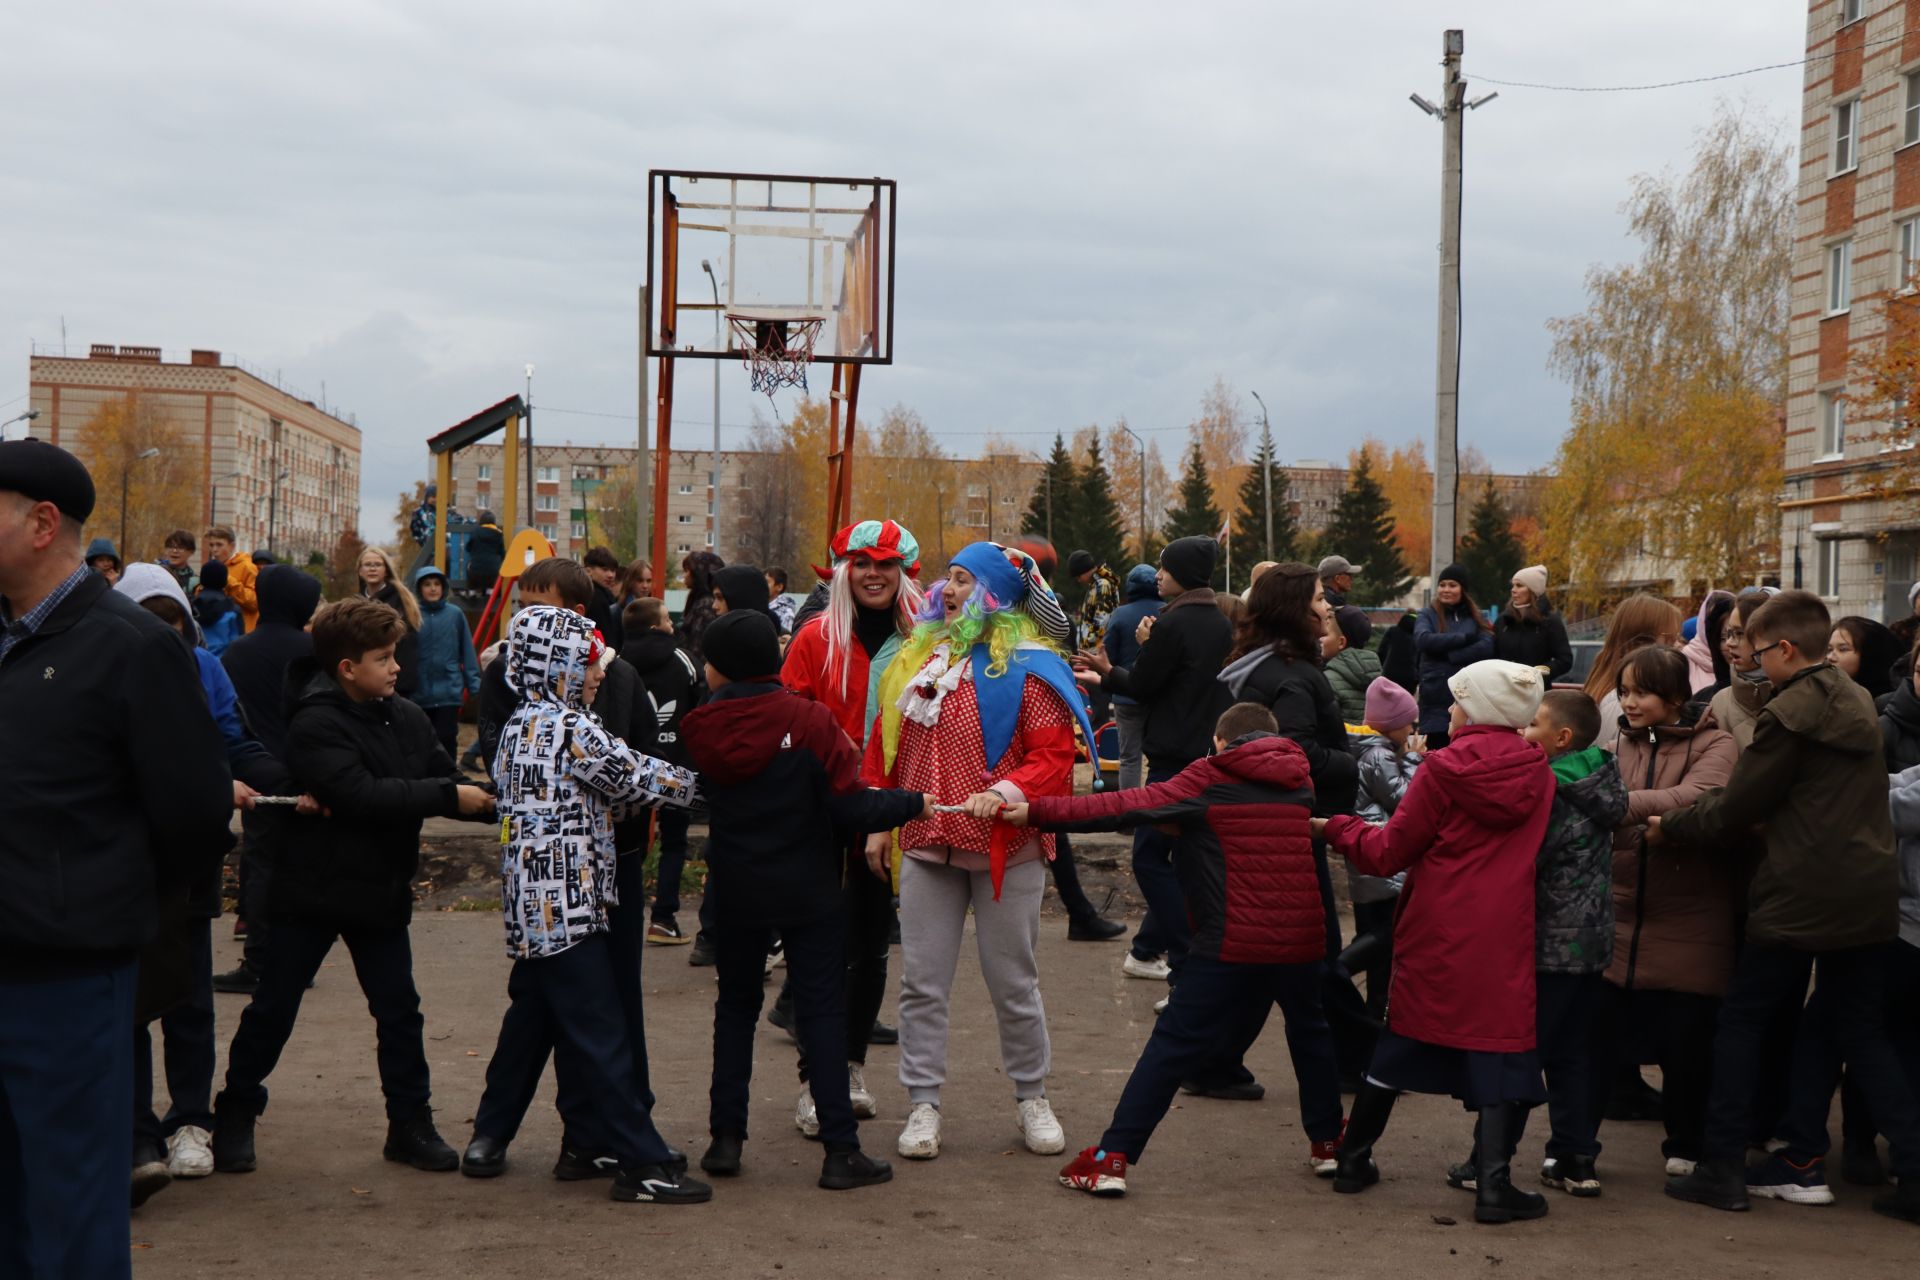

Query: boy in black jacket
left=621, top=594, right=704, bottom=943
left=212, top=598, right=495, bottom=1174
left=679, top=611, right=929, bottom=1190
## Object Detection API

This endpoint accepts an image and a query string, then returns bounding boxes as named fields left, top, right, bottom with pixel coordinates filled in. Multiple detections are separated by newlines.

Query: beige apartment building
left=1782, top=0, right=1920, bottom=618
left=26, top=344, right=361, bottom=563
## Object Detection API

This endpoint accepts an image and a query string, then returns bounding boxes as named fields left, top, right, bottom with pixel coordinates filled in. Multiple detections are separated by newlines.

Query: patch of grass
left=639, top=840, right=708, bottom=895
left=447, top=895, right=502, bottom=912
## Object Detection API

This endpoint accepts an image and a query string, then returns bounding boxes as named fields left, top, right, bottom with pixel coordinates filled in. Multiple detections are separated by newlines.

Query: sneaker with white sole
left=166, top=1125, right=215, bottom=1179
left=1122, top=953, right=1171, bottom=981
left=848, top=1063, right=877, bottom=1119
left=1665, top=1156, right=1697, bottom=1177
left=1153, top=995, right=1170, bottom=1014
left=1017, top=1097, right=1066, bottom=1155
left=898, top=1103, right=942, bottom=1160
left=1746, top=1153, right=1835, bottom=1205
left=795, top=1087, right=820, bottom=1139
left=1059, top=1145, right=1128, bottom=1196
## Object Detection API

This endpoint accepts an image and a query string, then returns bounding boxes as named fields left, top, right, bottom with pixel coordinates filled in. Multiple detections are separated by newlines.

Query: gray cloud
left=1, top=0, right=1805, bottom=525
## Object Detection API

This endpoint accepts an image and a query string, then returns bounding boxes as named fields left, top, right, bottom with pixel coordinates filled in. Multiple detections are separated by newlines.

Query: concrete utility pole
left=1411, top=29, right=1495, bottom=596
left=1250, top=390, right=1273, bottom=560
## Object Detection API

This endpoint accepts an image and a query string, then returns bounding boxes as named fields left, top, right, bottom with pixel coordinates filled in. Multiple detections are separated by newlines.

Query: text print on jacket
left=495, top=607, right=698, bottom=959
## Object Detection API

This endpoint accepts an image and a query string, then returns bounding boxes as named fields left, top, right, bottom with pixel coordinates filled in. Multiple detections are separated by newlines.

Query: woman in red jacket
left=862, top=542, right=1097, bottom=1165
left=1315, top=659, right=1557, bottom=1225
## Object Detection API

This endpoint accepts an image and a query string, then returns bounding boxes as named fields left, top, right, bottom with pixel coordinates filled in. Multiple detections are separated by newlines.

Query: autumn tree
left=1455, top=481, right=1528, bottom=607
left=391, top=479, right=430, bottom=551
left=1104, top=420, right=1172, bottom=562
left=1540, top=105, right=1790, bottom=605
left=325, top=527, right=367, bottom=599
left=70, top=395, right=205, bottom=563
left=1189, top=375, right=1248, bottom=520
left=1317, top=445, right=1412, bottom=603
left=736, top=416, right=808, bottom=576
left=1161, top=441, right=1225, bottom=588
left=590, top=468, right=644, bottom=562
left=1229, top=431, right=1299, bottom=571
left=1847, top=295, right=1920, bottom=507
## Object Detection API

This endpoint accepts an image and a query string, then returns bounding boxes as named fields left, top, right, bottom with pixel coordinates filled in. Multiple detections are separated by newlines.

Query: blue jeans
left=136, top=917, right=217, bottom=1144
left=1128, top=763, right=1190, bottom=974
left=1099, top=956, right=1342, bottom=1162
left=1, top=961, right=139, bottom=1280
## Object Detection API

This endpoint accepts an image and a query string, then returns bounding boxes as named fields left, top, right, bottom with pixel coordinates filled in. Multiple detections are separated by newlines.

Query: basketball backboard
left=645, top=170, right=895, bottom=365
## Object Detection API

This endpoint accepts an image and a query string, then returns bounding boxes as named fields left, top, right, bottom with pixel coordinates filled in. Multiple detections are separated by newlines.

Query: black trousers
left=1779, top=939, right=1920, bottom=1169
left=422, top=704, right=460, bottom=765
left=793, top=862, right=893, bottom=1080
left=1047, top=832, right=1102, bottom=922
left=478, top=934, right=673, bottom=1168
left=1590, top=982, right=1717, bottom=1161
left=471, top=853, right=654, bottom=1149
left=135, top=918, right=217, bottom=1145
left=653, top=807, right=693, bottom=921
left=1704, top=942, right=1920, bottom=1179
left=219, top=919, right=430, bottom=1122
left=1349, top=898, right=1396, bottom=1021
left=712, top=904, right=860, bottom=1150
left=1128, top=764, right=1190, bottom=974
left=236, top=813, right=273, bottom=971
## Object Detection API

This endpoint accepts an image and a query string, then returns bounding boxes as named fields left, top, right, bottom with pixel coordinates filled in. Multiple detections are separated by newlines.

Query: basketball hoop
left=727, top=311, right=825, bottom=397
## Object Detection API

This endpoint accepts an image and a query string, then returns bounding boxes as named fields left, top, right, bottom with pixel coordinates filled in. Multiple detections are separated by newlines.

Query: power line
left=1477, top=30, right=1908, bottom=94
left=538, top=403, right=1197, bottom=441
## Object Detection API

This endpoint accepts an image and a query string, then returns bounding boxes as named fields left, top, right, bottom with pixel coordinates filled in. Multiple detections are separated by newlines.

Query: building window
left=677, top=484, right=693, bottom=495
left=677, top=514, right=691, bottom=524
left=537, top=523, right=557, bottom=541
left=1843, top=0, right=1863, bottom=24
left=1816, top=538, right=1842, bottom=598
left=1835, top=99, right=1858, bottom=174
left=537, top=466, right=559, bottom=483
left=1907, top=72, right=1920, bottom=146
left=1828, top=240, right=1853, bottom=314
left=1901, top=219, right=1920, bottom=292
left=571, top=521, right=587, bottom=538
left=1820, top=391, right=1847, bottom=457
left=677, top=543, right=691, bottom=554
left=477, top=464, right=491, bottom=481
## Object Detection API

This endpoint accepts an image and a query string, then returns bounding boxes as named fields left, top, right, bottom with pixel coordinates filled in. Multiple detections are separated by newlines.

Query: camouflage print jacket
left=1536, top=746, right=1630, bottom=975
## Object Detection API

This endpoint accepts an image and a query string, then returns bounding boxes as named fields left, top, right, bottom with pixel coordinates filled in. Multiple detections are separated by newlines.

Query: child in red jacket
left=1003, top=702, right=1343, bottom=1197
left=1314, top=659, right=1556, bottom=1226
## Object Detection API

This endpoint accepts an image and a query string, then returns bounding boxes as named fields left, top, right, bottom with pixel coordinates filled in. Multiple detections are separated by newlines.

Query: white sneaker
left=1017, top=1096, right=1066, bottom=1155
left=795, top=1086, right=820, bottom=1138
left=166, top=1125, right=215, bottom=1178
left=1665, top=1156, right=1696, bottom=1177
left=848, top=1062, right=877, bottom=1119
left=898, top=1102, right=942, bottom=1160
left=1153, top=995, right=1170, bottom=1014
left=1122, top=953, right=1171, bottom=981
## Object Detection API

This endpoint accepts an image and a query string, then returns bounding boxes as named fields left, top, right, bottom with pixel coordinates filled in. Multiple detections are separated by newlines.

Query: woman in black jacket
left=1493, top=565, right=1572, bottom=686
left=676, top=550, right=725, bottom=666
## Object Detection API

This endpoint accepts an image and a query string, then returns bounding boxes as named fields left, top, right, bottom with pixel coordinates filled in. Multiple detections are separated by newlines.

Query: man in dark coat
left=0, top=440, right=232, bottom=1279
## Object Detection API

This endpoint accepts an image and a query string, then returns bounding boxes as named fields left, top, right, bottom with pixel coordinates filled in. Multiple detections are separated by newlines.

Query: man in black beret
left=0, top=440, right=233, bottom=1278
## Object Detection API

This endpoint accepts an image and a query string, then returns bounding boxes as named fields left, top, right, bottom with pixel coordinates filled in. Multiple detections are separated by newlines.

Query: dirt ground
left=136, top=843, right=1915, bottom=1279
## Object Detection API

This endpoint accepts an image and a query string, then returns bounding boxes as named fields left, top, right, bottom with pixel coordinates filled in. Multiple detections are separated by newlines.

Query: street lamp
left=1120, top=423, right=1148, bottom=560
left=1250, top=390, right=1274, bottom=561
left=266, top=468, right=290, bottom=557
left=701, top=260, right=723, bottom=558
left=2, top=409, right=40, bottom=440
left=121, top=447, right=161, bottom=559
left=210, top=469, right=242, bottom=532
left=524, top=364, right=535, bottom=532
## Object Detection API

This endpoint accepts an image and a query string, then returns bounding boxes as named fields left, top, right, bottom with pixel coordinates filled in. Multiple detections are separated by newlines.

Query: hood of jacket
left=1209, top=731, right=1313, bottom=791
left=1885, top=677, right=1920, bottom=732
left=712, top=563, right=773, bottom=619
left=1767, top=663, right=1883, bottom=755
left=1422, top=725, right=1551, bottom=831
left=288, top=654, right=358, bottom=714
left=257, top=564, right=322, bottom=628
left=505, top=605, right=596, bottom=708
left=1123, top=563, right=1160, bottom=602
left=113, top=561, right=202, bottom=645
left=411, top=563, right=451, bottom=612
left=1553, top=747, right=1626, bottom=822
left=680, top=679, right=789, bottom=785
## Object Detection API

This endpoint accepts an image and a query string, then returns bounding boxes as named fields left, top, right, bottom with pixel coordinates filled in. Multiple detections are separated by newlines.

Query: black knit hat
left=701, top=609, right=782, bottom=682
left=713, top=563, right=773, bottom=620
left=1437, top=562, right=1469, bottom=591
left=0, top=438, right=95, bottom=522
left=1066, top=549, right=1096, bottom=578
left=1158, top=536, right=1217, bottom=590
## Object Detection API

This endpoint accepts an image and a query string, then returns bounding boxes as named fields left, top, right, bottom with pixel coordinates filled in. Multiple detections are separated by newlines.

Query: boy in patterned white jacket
left=470, top=606, right=709, bottom=1205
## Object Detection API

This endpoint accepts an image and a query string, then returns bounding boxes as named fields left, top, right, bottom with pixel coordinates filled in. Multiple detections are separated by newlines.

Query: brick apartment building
left=26, top=344, right=361, bottom=563
left=1782, top=0, right=1920, bottom=618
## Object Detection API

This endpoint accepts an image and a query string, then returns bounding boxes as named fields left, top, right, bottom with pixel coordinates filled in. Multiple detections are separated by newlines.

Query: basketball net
left=727, top=313, right=825, bottom=398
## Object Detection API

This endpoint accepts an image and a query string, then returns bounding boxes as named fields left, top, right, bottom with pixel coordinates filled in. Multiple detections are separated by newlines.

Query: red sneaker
left=1059, top=1146, right=1128, bottom=1196
left=1309, top=1118, right=1347, bottom=1176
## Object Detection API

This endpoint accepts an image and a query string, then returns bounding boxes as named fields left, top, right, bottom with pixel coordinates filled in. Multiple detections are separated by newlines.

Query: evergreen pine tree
left=1316, top=448, right=1411, bottom=603
left=1161, top=441, right=1226, bottom=589
left=1455, top=479, right=1528, bottom=612
left=1071, top=437, right=1130, bottom=578
left=1229, top=433, right=1299, bottom=573
left=1021, top=433, right=1079, bottom=593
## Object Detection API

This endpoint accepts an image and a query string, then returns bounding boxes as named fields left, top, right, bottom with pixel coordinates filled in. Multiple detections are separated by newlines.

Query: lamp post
left=1250, top=390, right=1274, bottom=561
left=121, top=447, right=161, bottom=559
left=210, top=469, right=241, bottom=532
left=266, top=468, right=289, bottom=557
left=524, top=364, right=536, bottom=534
left=1121, top=422, right=1148, bottom=559
left=2, top=409, right=40, bottom=440
left=701, top=260, right=723, bottom=559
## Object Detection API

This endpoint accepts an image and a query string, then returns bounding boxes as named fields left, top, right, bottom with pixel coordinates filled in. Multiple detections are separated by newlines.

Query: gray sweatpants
left=1114, top=702, right=1148, bottom=791
left=897, top=856, right=1051, bottom=1106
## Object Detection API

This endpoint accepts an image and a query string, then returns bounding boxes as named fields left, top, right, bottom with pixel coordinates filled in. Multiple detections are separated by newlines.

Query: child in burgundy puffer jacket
left=1006, top=701, right=1343, bottom=1198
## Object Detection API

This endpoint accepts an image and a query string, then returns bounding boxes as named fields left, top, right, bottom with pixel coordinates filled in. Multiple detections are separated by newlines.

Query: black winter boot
left=819, top=1147, right=893, bottom=1190
left=211, top=1097, right=258, bottom=1173
left=1333, top=1083, right=1398, bottom=1194
left=1664, top=1155, right=1751, bottom=1212
left=701, top=1133, right=743, bottom=1177
left=1474, top=1105, right=1547, bottom=1224
left=383, top=1106, right=459, bottom=1172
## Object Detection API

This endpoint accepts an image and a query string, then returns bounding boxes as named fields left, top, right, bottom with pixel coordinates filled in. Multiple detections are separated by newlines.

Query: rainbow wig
left=900, top=574, right=1055, bottom=680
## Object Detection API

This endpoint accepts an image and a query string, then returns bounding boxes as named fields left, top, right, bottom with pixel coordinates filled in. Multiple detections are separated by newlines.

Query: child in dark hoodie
left=1445, top=689, right=1629, bottom=1200
left=679, top=610, right=929, bottom=1192
left=1009, top=701, right=1344, bottom=1199
left=193, top=559, right=242, bottom=657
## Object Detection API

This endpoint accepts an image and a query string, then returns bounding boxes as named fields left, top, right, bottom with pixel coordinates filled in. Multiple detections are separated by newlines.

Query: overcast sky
left=1, top=0, right=1807, bottom=528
